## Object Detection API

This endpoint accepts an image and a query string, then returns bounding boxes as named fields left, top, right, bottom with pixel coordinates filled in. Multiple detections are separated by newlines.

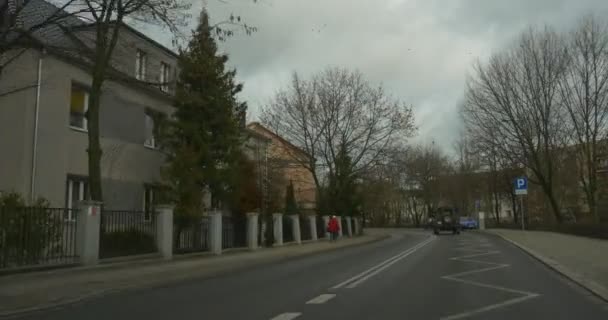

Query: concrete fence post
left=76, top=201, right=102, bottom=265
left=209, top=211, right=223, bottom=255
left=322, top=215, right=330, bottom=239
left=290, top=214, right=301, bottom=244
left=155, top=205, right=174, bottom=260
left=337, top=216, right=343, bottom=238
left=478, top=211, right=486, bottom=230
left=246, top=212, right=259, bottom=250
left=260, top=217, right=267, bottom=246
left=354, top=217, right=360, bottom=235
left=345, top=216, right=353, bottom=237
left=309, top=215, right=318, bottom=241
left=273, top=213, right=283, bottom=246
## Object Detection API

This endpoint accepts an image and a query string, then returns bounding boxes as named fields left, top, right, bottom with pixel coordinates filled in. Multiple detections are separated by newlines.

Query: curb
left=490, top=231, right=608, bottom=303
left=0, top=233, right=390, bottom=318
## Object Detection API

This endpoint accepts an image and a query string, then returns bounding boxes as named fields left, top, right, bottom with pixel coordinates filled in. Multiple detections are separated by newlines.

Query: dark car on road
left=432, top=208, right=461, bottom=235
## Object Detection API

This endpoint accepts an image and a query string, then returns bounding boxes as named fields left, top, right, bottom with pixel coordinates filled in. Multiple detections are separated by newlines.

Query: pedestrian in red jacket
left=327, top=215, right=340, bottom=241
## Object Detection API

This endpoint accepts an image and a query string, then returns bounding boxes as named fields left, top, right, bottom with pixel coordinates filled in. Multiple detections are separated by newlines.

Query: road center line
left=306, top=293, right=336, bottom=304
left=345, top=237, right=435, bottom=288
left=331, top=236, right=435, bottom=289
left=269, top=312, right=302, bottom=320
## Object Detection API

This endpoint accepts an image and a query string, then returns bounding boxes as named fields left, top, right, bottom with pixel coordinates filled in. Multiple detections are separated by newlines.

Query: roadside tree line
left=262, top=68, right=417, bottom=220
left=463, top=16, right=608, bottom=224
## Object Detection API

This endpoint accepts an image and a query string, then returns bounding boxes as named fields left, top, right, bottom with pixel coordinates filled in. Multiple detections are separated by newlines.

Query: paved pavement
left=488, top=229, right=608, bottom=300
left=4, top=229, right=608, bottom=320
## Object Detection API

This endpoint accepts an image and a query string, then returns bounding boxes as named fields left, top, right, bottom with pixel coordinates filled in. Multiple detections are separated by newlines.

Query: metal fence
left=99, top=209, right=157, bottom=259
left=0, top=207, right=78, bottom=270
left=174, top=217, right=210, bottom=254
left=316, top=215, right=326, bottom=239
left=222, top=215, right=247, bottom=249
left=283, top=215, right=294, bottom=243
left=300, top=215, right=312, bottom=241
left=258, top=214, right=274, bottom=247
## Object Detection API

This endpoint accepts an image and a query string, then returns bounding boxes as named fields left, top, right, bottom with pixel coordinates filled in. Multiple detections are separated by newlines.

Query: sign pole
left=514, top=176, right=528, bottom=231
left=520, top=196, right=525, bottom=231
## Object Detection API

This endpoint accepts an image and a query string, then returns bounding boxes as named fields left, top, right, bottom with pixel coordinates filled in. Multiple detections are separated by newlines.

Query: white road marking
left=269, top=312, right=302, bottom=320
left=305, top=293, right=336, bottom=304
left=331, top=236, right=435, bottom=289
left=440, top=237, right=541, bottom=320
left=440, top=294, right=540, bottom=320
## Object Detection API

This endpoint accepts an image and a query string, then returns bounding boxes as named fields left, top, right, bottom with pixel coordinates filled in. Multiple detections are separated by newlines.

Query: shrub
left=99, top=229, right=156, bottom=259
left=0, top=192, right=60, bottom=268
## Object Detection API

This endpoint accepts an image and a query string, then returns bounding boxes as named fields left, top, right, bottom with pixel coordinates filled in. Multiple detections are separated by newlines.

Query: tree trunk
left=545, top=186, right=563, bottom=223
left=493, top=191, right=500, bottom=225
left=87, top=79, right=103, bottom=201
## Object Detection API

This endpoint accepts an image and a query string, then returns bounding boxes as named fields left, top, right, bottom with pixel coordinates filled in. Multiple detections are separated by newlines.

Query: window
left=65, top=176, right=88, bottom=221
left=160, top=62, right=170, bottom=92
left=69, top=84, right=88, bottom=130
left=135, top=49, right=147, bottom=80
left=144, top=112, right=156, bottom=148
left=143, top=185, right=155, bottom=221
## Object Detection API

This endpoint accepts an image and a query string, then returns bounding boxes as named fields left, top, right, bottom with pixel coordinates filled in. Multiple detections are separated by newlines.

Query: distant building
left=246, top=122, right=317, bottom=214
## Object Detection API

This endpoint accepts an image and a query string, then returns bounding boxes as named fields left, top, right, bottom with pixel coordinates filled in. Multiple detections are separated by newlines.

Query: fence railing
left=316, top=216, right=326, bottom=238
left=0, top=207, right=78, bottom=270
left=99, top=209, right=157, bottom=259
left=174, top=217, right=210, bottom=254
left=282, top=216, right=295, bottom=243
left=222, top=216, right=247, bottom=249
left=300, top=216, right=312, bottom=240
left=258, top=214, right=274, bottom=247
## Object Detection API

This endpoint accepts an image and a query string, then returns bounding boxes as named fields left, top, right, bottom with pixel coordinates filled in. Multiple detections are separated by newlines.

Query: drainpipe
left=30, top=49, right=44, bottom=203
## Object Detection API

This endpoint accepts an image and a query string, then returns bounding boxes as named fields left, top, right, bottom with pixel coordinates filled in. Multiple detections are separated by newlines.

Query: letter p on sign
left=514, top=177, right=528, bottom=195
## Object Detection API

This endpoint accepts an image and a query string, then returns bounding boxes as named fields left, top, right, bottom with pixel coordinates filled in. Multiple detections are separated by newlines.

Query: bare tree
left=262, top=67, right=416, bottom=213
left=463, top=27, right=570, bottom=223
left=558, top=16, right=608, bottom=223
left=404, top=143, right=450, bottom=217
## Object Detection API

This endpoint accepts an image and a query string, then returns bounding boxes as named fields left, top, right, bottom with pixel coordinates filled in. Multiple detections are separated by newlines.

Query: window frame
left=65, top=175, right=89, bottom=221
left=69, top=83, right=89, bottom=132
left=160, top=62, right=170, bottom=92
left=143, top=185, right=155, bottom=222
left=143, top=111, right=156, bottom=149
left=135, top=49, right=147, bottom=81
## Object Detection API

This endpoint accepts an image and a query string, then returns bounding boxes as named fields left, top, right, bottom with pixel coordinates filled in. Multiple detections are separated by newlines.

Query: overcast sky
left=150, top=0, right=608, bottom=152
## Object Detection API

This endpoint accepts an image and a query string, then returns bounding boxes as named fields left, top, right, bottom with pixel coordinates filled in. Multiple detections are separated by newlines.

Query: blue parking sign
left=514, top=177, right=528, bottom=195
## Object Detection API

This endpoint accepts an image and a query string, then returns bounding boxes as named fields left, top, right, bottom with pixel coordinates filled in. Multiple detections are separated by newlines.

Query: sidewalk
left=488, top=229, right=608, bottom=301
left=0, top=230, right=390, bottom=317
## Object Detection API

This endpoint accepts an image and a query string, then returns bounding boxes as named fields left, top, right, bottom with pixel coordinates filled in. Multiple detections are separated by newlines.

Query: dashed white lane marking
left=269, top=312, right=302, bottom=320
left=439, top=237, right=540, bottom=320
left=306, top=293, right=336, bottom=304
left=332, top=236, right=435, bottom=289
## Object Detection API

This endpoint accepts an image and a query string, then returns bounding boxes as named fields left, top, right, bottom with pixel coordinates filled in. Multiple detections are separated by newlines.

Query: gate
left=174, top=217, right=210, bottom=254
left=99, top=209, right=157, bottom=259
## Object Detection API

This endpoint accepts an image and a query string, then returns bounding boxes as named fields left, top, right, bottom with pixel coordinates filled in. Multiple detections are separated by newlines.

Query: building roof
left=246, top=122, right=312, bottom=160
left=14, top=0, right=177, bottom=58
left=245, top=127, right=271, bottom=143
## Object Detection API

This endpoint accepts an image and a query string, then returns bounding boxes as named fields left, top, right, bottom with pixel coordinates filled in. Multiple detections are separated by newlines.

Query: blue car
left=459, top=216, right=478, bottom=229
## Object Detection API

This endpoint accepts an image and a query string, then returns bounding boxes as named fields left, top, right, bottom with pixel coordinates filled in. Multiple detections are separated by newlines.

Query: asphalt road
left=12, top=229, right=608, bottom=320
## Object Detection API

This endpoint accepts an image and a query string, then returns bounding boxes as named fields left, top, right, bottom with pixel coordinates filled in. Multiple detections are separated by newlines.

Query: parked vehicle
left=432, top=208, right=461, bottom=235
left=459, top=216, right=479, bottom=229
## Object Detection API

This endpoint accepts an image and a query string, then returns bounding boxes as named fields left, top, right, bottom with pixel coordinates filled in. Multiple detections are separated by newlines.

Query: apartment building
left=0, top=0, right=176, bottom=215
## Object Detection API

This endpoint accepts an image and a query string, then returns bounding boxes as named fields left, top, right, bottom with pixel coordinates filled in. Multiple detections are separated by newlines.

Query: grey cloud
left=145, top=0, right=608, bottom=152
